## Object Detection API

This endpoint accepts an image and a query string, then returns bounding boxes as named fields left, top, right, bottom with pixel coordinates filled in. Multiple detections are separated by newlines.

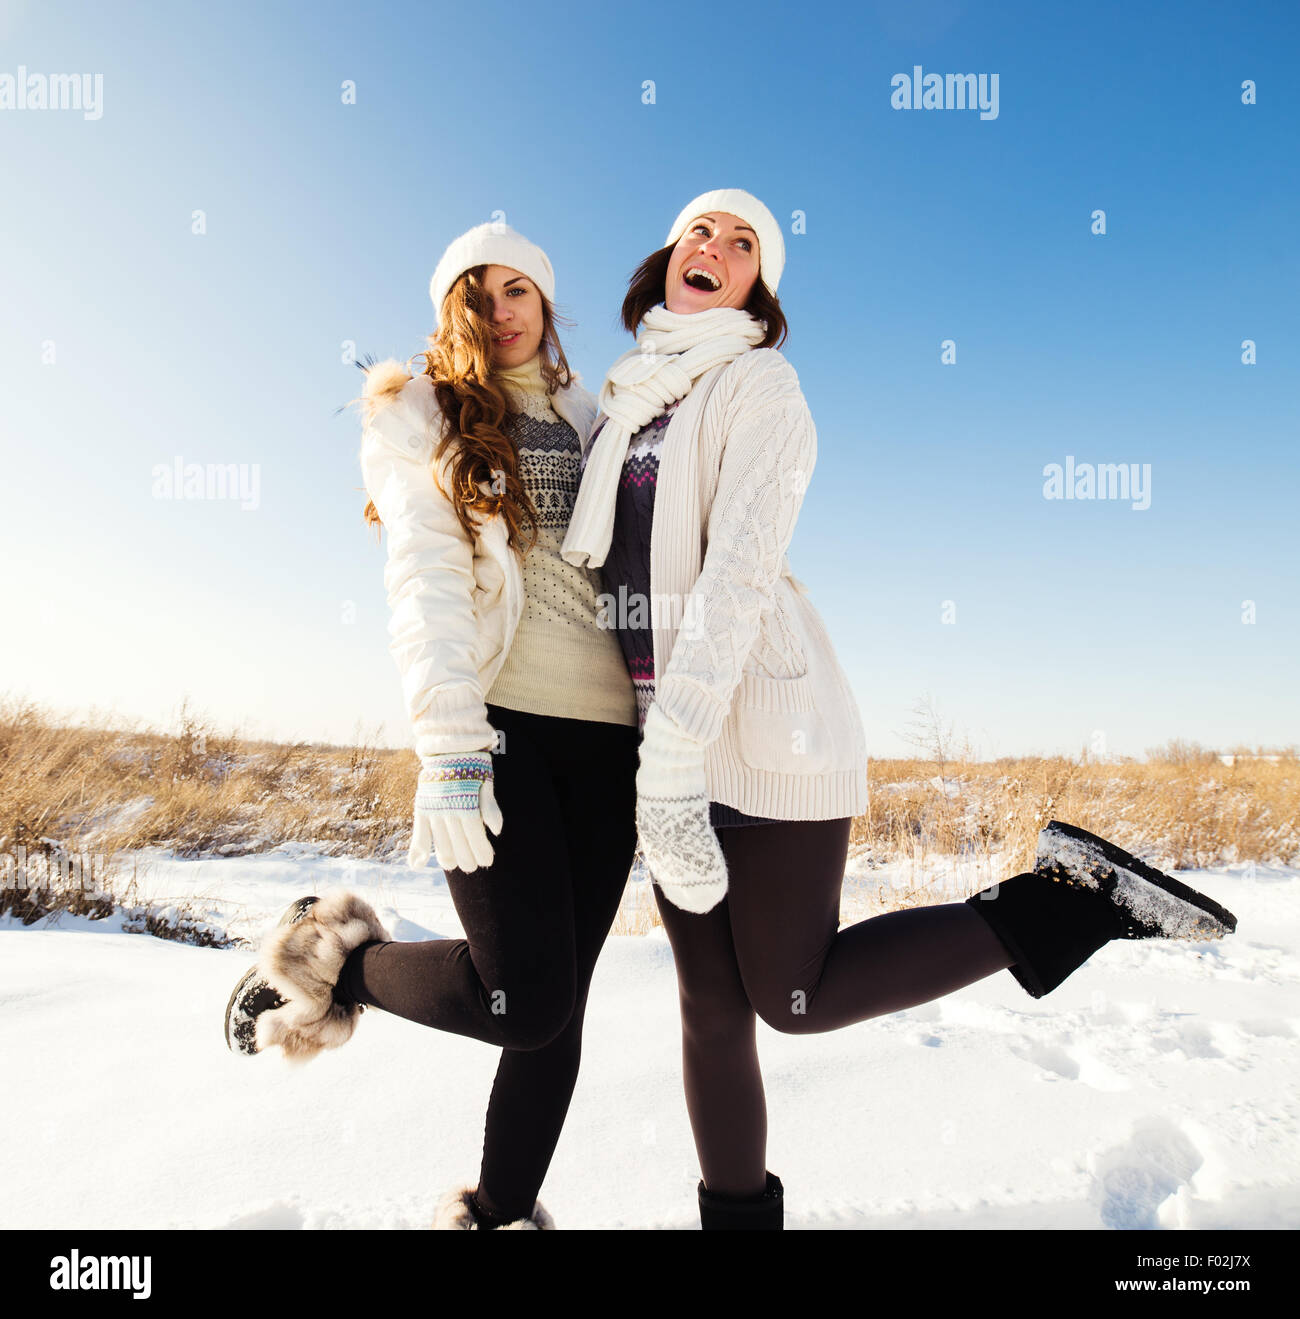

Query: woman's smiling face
left=664, top=211, right=761, bottom=313
left=480, top=264, right=544, bottom=367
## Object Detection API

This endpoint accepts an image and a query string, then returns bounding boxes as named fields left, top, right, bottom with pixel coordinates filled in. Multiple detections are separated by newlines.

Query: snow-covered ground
left=2, top=847, right=1297, bottom=1230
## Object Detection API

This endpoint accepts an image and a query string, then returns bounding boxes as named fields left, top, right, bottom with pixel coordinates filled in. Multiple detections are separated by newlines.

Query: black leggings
left=334, top=702, right=639, bottom=1222
left=653, top=816, right=1020, bottom=1198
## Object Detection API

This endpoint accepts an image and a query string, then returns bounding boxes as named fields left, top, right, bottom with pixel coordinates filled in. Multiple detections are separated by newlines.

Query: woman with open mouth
left=223, top=223, right=643, bottom=1229
left=562, top=188, right=1239, bottom=1230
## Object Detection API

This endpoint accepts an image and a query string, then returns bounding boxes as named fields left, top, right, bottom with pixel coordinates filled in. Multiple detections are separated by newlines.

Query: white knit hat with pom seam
left=663, top=189, right=785, bottom=295
left=429, top=222, right=556, bottom=325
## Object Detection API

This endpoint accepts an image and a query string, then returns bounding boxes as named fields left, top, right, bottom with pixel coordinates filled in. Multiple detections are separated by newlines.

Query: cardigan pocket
left=732, top=670, right=832, bottom=774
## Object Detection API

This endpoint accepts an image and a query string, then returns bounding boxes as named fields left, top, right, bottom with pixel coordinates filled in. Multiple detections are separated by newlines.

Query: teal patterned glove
left=410, top=751, right=504, bottom=874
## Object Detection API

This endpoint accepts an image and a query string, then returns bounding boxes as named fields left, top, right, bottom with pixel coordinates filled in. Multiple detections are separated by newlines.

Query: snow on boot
left=224, top=895, right=321, bottom=1056
left=697, top=1171, right=784, bottom=1231
left=431, top=1184, right=555, bottom=1230
left=966, top=819, right=1238, bottom=999
left=1035, top=820, right=1238, bottom=938
left=250, top=889, right=390, bottom=1063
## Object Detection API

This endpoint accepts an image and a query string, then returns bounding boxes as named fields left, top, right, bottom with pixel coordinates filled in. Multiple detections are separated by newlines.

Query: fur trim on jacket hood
left=356, top=357, right=422, bottom=426
left=355, top=354, right=597, bottom=451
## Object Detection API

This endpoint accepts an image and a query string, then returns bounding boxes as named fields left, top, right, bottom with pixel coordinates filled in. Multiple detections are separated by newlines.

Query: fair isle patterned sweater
left=483, top=359, right=637, bottom=727
left=592, top=404, right=778, bottom=830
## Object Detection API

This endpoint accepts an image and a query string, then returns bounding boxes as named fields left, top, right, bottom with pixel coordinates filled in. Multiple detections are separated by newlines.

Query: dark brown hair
left=361, top=266, right=573, bottom=556
left=620, top=244, right=788, bottom=348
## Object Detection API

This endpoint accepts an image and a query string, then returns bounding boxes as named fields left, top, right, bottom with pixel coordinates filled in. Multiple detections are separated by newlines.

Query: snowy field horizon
left=3, top=843, right=1296, bottom=1231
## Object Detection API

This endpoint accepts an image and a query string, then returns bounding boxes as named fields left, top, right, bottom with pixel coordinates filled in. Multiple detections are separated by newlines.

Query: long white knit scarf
left=559, top=304, right=766, bottom=569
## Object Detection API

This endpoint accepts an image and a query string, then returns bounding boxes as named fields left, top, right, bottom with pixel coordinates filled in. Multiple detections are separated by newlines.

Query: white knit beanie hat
left=429, top=222, right=556, bottom=324
left=664, top=189, right=785, bottom=295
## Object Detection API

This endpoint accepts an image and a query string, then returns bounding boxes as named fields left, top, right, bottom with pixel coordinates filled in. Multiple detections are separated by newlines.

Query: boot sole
left=1036, top=821, right=1237, bottom=941
left=223, top=896, right=321, bottom=1055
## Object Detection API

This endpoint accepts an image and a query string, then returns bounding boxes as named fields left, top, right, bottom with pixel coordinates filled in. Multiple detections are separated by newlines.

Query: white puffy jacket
left=358, top=360, right=598, bottom=758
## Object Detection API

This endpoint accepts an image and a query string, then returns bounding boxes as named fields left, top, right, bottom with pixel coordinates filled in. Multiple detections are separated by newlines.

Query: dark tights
left=654, top=817, right=1020, bottom=1198
left=334, top=703, right=639, bottom=1222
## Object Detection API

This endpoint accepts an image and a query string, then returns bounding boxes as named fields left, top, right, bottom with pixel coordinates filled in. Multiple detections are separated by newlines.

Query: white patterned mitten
left=636, top=703, right=729, bottom=913
left=410, top=751, right=504, bottom=874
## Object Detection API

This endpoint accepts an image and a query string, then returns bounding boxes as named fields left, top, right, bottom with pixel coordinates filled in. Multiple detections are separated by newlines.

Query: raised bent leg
left=723, top=818, right=1017, bottom=1034
left=333, top=708, right=583, bottom=1049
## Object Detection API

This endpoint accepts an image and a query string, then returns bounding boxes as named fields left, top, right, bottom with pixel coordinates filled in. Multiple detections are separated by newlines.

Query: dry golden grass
left=1, top=693, right=1294, bottom=939
left=852, top=747, right=1300, bottom=878
left=0, top=695, right=415, bottom=867
left=610, top=863, right=661, bottom=935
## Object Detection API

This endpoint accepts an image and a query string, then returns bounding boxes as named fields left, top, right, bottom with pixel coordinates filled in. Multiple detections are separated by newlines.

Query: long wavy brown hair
left=621, top=244, right=788, bottom=347
left=361, top=265, right=573, bottom=556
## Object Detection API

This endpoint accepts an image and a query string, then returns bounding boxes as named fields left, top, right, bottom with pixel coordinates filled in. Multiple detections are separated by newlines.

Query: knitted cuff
left=654, top=675, right=729, bottom=748
left=415, top=751, right=493, bottom=813
left=637, top=705, right=709, bottom=808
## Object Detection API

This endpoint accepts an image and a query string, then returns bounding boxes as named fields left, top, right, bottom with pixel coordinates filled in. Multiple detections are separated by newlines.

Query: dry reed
left=1, top=693, right=1293, bottom=940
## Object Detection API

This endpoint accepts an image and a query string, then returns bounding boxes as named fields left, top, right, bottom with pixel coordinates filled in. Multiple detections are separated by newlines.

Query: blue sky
left=1, top=0, right=1296, bottom=759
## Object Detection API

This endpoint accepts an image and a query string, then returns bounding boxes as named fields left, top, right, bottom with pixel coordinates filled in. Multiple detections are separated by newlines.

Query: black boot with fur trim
left=224, top=890, right=390, bottom=1062
left=225, top=896, right=321, bottom=1056
left=431, top=1184, right=556, bottom=1230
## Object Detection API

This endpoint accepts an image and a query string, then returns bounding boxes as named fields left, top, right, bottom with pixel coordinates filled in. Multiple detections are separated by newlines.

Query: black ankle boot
left=967, top=820, right=1237, bottom=999
left=698, top=1172, right=783, bottom=1230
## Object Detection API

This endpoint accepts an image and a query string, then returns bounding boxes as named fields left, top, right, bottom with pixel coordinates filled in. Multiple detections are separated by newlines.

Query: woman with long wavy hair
left=223, top=223, right=642, bottom=1230
left=561, top=188, right=1239, bottom=1230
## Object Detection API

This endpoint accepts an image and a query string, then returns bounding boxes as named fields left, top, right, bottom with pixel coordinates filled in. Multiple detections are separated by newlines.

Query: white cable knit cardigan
left=572, top=346, right=871, bottom=821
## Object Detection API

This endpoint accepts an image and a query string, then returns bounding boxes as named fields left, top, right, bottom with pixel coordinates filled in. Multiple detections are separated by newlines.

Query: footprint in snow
left=1009, top=1035, right=1131, bottom=1091
left=1089, top=1114, right=1203, bottom=1230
